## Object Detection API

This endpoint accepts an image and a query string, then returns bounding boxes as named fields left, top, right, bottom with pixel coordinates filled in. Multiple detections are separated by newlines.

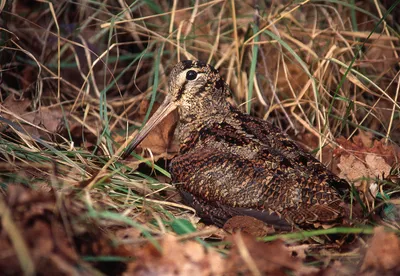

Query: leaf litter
left=334, top=132, right=400, bottom=212
left=125, top=234, right=224, bottom=276
left=2, top=182, right=400, bottom=275
left=360, top=227, right=400, bottom=275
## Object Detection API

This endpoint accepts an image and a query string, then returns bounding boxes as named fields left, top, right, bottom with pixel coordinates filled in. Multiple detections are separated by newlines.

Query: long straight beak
left=121, top=96, right=177, bottom=159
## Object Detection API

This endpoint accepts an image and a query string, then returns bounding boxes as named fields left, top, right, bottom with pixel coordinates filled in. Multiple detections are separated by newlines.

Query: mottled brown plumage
left=123, top=60, right=351, bottom=230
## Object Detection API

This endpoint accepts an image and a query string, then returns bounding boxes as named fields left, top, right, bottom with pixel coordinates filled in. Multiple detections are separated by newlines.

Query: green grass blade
left=247, top=23, right=259, bottom=114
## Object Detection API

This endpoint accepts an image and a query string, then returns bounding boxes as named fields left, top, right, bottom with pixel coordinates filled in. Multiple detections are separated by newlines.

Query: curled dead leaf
left=335, top=132, right=400, bottom=169
left=226, top=233, right=318, bottom=275
left=132, top=99, right=179, bottom=156
left=223, top=215, right=275, bottom=236
left=335, top=133, right=396, bottom=202
left=360, top=226, right=400, bottom=275
left=125, top=234, right=225, bottom=276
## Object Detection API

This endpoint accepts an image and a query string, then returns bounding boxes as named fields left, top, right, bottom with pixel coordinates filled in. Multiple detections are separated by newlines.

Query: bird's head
left=122, top=60, right=229, bottom=158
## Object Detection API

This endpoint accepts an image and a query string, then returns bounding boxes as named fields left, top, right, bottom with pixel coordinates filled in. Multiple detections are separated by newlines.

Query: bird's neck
left=176, top=102, right=232, bottom=145
left=178, top=97, right=231, bottom=123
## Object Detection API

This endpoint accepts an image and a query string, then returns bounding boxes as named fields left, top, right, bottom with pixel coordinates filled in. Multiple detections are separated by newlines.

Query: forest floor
left=1, top=0, right=400, bottom=275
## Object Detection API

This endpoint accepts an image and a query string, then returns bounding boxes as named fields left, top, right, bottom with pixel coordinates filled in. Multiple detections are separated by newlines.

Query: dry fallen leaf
left=0, top=94, right=32, bottom=126
left=0, top=185, right=137, bottom=275
left=1, top=94, right=67, bottom=138
left=335, top=132, right=396, bottom=189
left=125, top=234, right=225, bottom=276
left=363, top=39, right=398, bottom=73
left=135, top=99, right=179, bottom=155
left=360, top=226, right=400, bottom=275
left=24, top=107, right=66, bottom=136
left=223, top=215, right=275, bottom=237
left=0, top=185, right=95, bottom=275
left=337, top=154, right=391, bottom=187
left=335, top=132, right=400, bottom=166
left=226, top=233, right=318, bottom=275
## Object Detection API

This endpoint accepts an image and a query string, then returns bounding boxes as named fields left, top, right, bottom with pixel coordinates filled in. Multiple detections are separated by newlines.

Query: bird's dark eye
left=186, top=70, right=198, bottom=80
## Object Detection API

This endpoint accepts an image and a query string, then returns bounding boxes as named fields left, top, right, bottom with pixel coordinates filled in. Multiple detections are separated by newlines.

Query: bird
left=122, top=60, right=352, bottom=230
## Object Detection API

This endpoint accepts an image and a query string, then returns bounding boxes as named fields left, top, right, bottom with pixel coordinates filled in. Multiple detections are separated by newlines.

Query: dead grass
left=1, top=0, right=400, bottom=275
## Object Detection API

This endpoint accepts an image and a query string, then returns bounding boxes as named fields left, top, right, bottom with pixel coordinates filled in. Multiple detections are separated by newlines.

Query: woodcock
left=122, top=60, right=352, bottom=230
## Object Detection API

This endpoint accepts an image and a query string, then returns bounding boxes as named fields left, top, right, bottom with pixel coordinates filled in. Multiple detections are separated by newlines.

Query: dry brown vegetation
left=1, top=0, right=400, bottom=275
